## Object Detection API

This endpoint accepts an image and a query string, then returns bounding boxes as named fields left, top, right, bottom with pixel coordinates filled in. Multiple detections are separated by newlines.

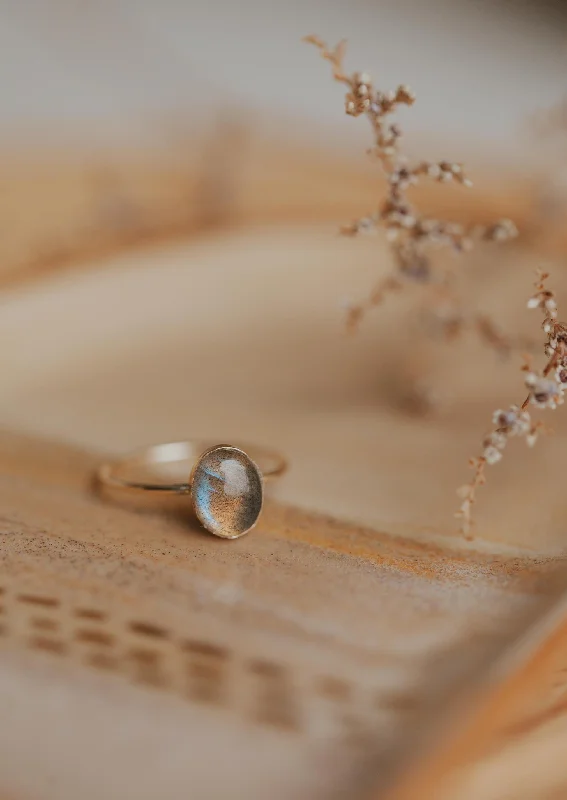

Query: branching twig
left=304, top=35, right=517, bottom=331
left=456, top=270, right=564, bottom=537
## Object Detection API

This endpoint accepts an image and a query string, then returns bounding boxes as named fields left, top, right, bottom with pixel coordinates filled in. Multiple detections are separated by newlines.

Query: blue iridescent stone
left=191, top=445, right=263, bottom=538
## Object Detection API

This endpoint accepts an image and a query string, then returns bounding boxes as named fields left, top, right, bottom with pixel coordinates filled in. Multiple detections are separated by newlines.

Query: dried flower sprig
left=456, top=270, right=564, bottom=537
left=304, top=35, right=517, bottom=331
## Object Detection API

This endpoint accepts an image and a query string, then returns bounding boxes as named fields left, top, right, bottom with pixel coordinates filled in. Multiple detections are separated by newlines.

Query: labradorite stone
left=192, top=446, right=263, bottom=538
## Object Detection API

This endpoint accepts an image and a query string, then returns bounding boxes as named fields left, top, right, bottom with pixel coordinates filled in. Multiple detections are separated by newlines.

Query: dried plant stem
left=304, top=34, right=517, bottom=332
left=456, top=270, right=564, bottom=537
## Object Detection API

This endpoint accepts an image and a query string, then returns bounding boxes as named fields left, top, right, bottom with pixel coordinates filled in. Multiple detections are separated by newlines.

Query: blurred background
left=0, top=0, right=566, bottom=152
left=0, top=0, right=566, bottom=541
left=1, top=4, right=567, bottom=798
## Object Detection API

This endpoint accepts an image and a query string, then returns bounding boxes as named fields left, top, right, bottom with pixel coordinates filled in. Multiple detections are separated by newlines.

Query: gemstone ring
left=96, top=440, right=287, bottom=539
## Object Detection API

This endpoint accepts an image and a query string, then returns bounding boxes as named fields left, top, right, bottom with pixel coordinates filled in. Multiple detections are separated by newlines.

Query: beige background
left=0, top=2, right=566, bottom=798
left=0, top=0, right=565, bottom=159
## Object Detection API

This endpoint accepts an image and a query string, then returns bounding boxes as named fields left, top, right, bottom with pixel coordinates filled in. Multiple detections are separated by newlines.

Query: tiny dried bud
left=492, top=406, right=531, bottom=436
left=354, top=71, right=372, bottom=86
left=545, top=297, right=558, bottom=317
left=484, top=219, right=518, bottom=242
left=525, top=373, right=564, bottom=409
left=395, top=84, right=415, bottom=105
left=483, top=446, right=503, bottom=465
left=483, top=431, right=507, bottom=450
left=526, top=430, right=538, bottom=448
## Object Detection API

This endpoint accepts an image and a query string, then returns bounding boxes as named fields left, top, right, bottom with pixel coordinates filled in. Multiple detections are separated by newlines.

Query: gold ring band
left=97, top=440, right=287, bottom=539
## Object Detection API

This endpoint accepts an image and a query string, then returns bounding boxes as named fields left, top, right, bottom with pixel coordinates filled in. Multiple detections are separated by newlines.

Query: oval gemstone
left=191, top=446, right=263, bottom=538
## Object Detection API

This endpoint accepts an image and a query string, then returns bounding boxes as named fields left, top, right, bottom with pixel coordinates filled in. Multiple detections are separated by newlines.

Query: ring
left=96, top=440, right=287, bottom=539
